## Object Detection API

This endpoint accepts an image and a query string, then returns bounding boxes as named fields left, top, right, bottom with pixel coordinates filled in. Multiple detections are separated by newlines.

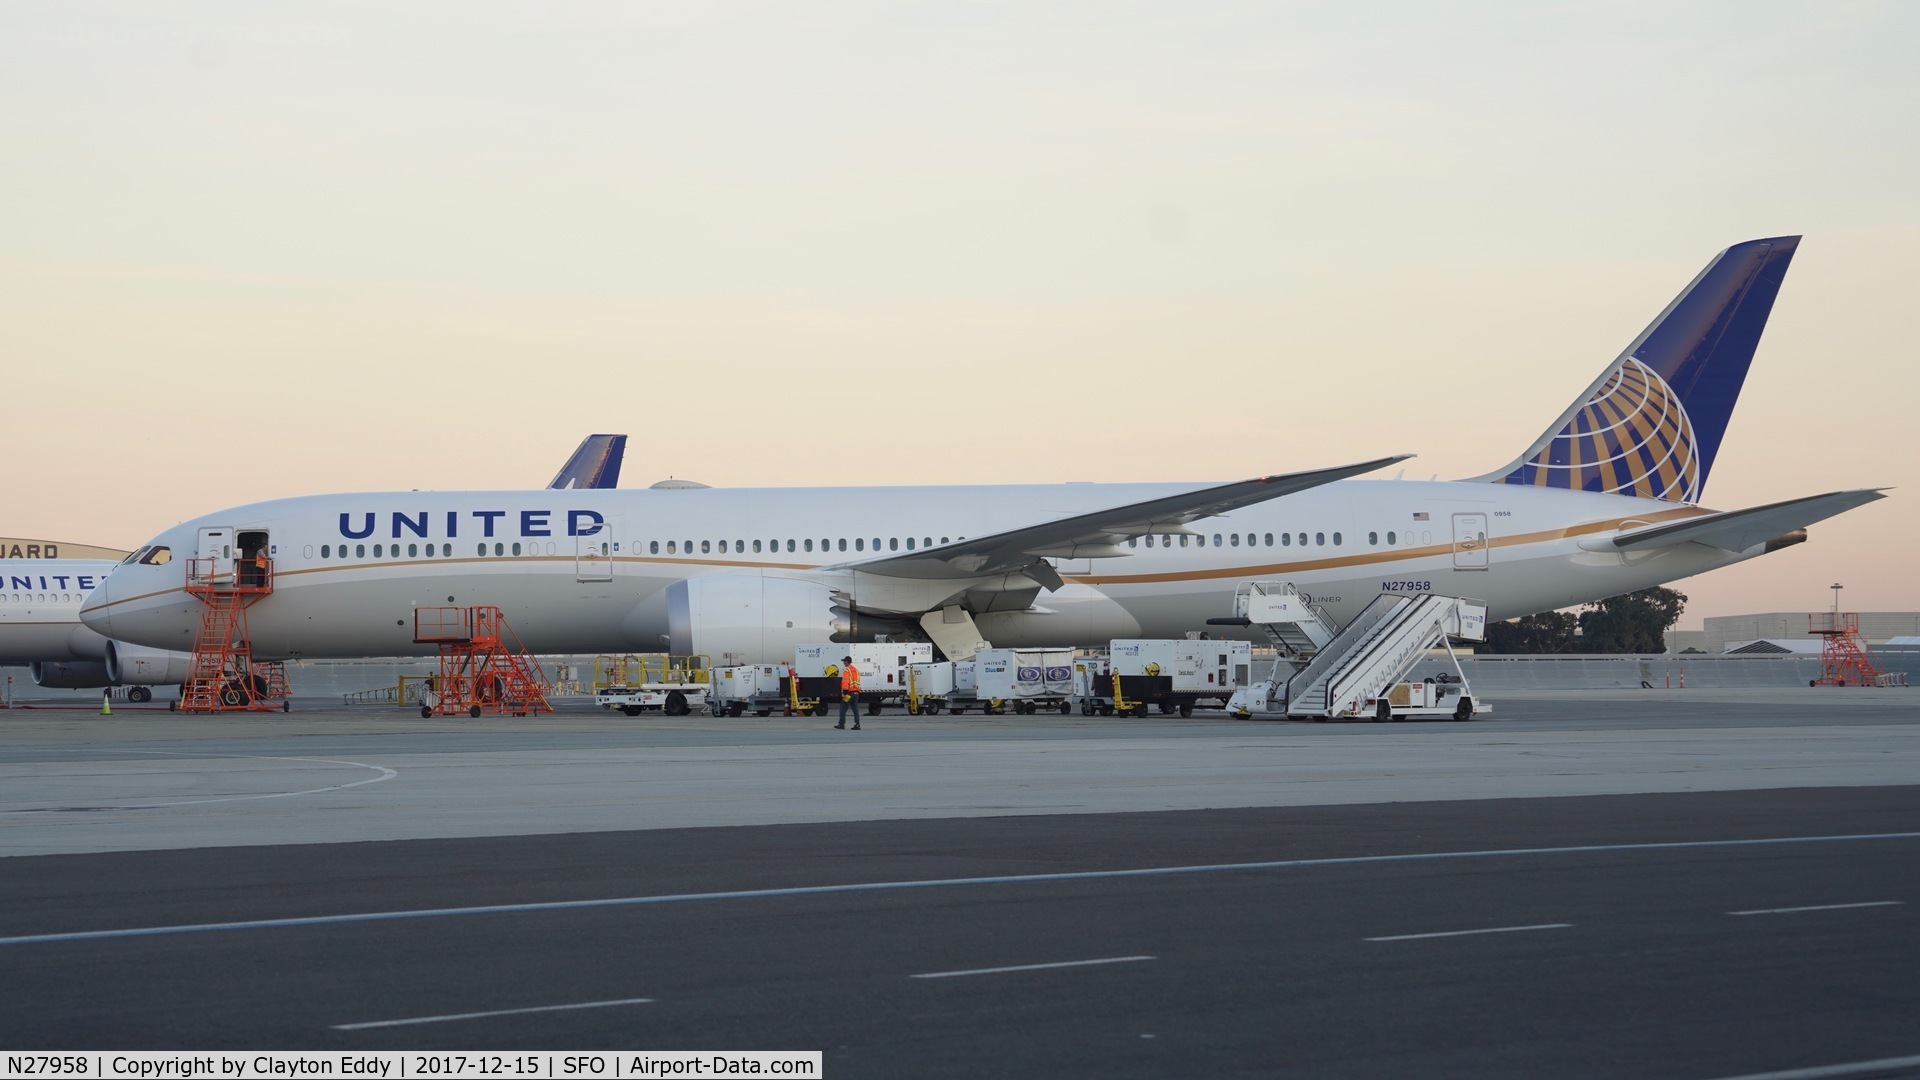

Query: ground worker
left=248, top=543, right=269, bottom=588
left=835, top=655, right=862, bottom=730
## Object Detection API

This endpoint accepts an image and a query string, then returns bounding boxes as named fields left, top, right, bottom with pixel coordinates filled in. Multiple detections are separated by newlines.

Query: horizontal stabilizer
left=1603, top=489, right=1888, bottom=552
left=836, top=454, right=1413, bottom=583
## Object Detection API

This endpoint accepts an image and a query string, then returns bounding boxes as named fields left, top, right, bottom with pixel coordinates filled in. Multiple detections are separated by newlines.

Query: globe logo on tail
left=1502, top=358, right=1701, bottom=503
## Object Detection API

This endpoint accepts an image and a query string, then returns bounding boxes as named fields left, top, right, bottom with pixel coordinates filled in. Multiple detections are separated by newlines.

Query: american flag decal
left=1412, top=512, right=1429, bottom=521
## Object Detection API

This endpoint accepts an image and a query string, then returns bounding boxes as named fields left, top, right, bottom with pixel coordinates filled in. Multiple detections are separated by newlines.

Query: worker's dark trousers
left=839, top=696, right=860, bottom=726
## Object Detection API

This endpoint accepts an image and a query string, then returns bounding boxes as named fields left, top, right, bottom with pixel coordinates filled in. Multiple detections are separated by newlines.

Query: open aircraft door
left=575, top=527, right=613, bottom=583
left=193, top=527, right=234, bottom=587
left=1452, top=512, right=1489, bottom=570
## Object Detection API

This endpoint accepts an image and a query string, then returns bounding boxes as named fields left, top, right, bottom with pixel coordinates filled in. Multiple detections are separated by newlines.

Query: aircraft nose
left=79, top=576, right=113, bottom=636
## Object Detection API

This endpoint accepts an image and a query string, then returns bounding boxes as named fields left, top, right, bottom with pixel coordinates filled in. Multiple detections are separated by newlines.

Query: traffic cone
left=101, top=689, right=112, bottom=716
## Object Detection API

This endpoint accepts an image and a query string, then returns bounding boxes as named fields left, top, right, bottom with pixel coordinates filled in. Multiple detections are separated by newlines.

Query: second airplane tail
left=1472, top=236, right=1800, bottom=503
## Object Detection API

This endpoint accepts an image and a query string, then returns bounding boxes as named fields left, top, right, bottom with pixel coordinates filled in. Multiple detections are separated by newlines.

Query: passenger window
left=839, top=539, right=847, bottom=552
left=1282, top=533, right=1291, bottom=546
left=1333, top=532, right=1342, bottom=545
left=408, top=543, right=418, bottom=557
left=1213, top=533, right=1222, bottom=547
left=872, top=537, right=881, bottom=550
left=512, top=542, right=522, bottom=556
left=666, top=541, right=676, bottom=554
left=753, top=540, right=762, bottom=553
left=1264, top=533, right=1273, bottom=546
left=804, top=539, right=814, bottom=552
left=1179, top=535, right=1189, bottom=548
left=443, top=544, right=451, bottom=557
left=1229, top=533, right=1239, bottom=547
left=787, top=540, right=796, bottom=553
left=905, top=538, right=914, bottom=550
left=732, top=540, right=742, bottom=553
left=321, top=545, right=331, bottom=558
left=855, top=539, right=865, bottom=551
left=924, top=537, right=932, bottom=547
left=1387, top=531, right=1397, bottom=545
left=1298, top=533, right=1307, bottom=546
left=1144, top=535, right=1154, bottom=548
left=889, top=538, right=898, bottom=551
left=701, top=540, right=711, bottom=553
left=357, top=544, right=367, bottom=557
left=374, top=544, right=383, bottom=557
left=494, top=543, right=504, bottom=556
left=1369, top=532, right=1378, bottom=545
left=941, top=537, right=950, bottom=544
left=477, top=543, right=486, bottom=556
left=1315, top=532, right=1325, bottom=546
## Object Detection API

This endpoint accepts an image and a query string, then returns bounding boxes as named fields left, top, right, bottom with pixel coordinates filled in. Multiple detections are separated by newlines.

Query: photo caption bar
left=6, top=1052, right=824, bottom=1079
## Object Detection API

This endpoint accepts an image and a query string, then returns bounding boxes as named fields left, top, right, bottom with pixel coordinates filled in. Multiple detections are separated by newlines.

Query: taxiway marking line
left=1706, top=1052, right=1920, bottom=1080
left=1727, top=901, right=1903, bottom=916
left=911, top=955, right=1154, bottom=979
left=5, top=831, right=1918, bottom=947
left=1365, top=923, right=1571, bottom=942
left=333, top=997, right=655, bottom=1030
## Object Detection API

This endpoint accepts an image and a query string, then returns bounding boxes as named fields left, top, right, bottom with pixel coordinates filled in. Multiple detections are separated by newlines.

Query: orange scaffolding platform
left=180, top=556, right=291, bottom=712
left=414, top=606, right=552, bottom=718
left=1808, top=612, right=1906, bottom=687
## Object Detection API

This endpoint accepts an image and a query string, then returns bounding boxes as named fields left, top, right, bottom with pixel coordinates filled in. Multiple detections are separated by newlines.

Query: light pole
left=1831, top=582, right=1843, bottom=615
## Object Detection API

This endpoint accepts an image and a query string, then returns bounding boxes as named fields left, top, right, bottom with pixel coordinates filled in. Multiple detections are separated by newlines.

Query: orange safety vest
left=840, top=664, right=861, bottom=693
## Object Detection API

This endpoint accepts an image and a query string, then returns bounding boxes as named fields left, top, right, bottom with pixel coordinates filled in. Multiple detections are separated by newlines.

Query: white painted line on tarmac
left=1728, top=901, right=1903, bottom=916
left=911, top=955, right=1154, bottom=979
left=1366, top=923, right=1571, bottom=942
left=7, top=748, right=397, bottom=810
left=333, top=996, right=654, bottom=1030
left=1705, top=1051, right=1920, bottom=1079
left=5, top=830, right=1918, bottom=947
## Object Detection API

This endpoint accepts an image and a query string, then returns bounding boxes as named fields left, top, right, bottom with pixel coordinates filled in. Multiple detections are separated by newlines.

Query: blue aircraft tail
left=1472, top=236, right=1799, bottom=503
left=547, top=434, right=627, bottom=490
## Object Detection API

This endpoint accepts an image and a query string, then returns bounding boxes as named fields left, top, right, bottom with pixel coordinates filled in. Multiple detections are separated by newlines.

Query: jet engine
left=30, top=660, right=112, bottom=689
left=105, top=640, right=193, bottom=687
left=666, top=573, right=904, bottom=663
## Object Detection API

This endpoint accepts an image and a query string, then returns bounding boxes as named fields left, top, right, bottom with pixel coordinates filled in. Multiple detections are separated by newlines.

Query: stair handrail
left=1325, top=595, right=1450, bottom=715
left=1284, top=595, right=1408, bottom=711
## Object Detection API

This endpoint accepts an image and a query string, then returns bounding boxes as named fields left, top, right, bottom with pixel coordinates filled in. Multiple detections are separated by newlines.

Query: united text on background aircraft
left=83, top=238, right=1886, bottom=664
left=2, top=435, right=629, bottom=696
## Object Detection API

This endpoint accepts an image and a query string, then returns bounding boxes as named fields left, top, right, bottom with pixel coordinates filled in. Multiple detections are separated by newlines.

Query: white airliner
left=2, top=436, right=631, bottom=698
left=84, top=238, right=1886, bottom=665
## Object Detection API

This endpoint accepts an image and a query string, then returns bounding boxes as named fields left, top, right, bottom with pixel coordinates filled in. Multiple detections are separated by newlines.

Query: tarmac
left=2, top=687, right=1917, bottom=1075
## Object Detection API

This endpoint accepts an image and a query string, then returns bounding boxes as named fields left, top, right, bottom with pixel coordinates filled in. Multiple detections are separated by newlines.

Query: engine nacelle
left=668, top=573, right=893, bottom=664
left=105, top=640, right=193, bottom=687
left=30, top=660, right=112, bottom=689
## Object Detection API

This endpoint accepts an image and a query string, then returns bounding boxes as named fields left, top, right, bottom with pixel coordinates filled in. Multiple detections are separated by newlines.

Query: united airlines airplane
left=83, top=238, right=1885, bottom=665
left=2, top=435, right=630, bottom=696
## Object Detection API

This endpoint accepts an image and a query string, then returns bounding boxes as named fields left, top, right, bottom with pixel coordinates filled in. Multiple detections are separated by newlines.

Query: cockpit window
left=121, top=547, right=149, bottom=565
left=139, top=546, right=172, bottom=566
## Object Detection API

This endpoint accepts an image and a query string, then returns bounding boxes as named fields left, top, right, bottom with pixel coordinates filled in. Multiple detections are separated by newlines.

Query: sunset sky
left=3, top=2, right=1915, bottom=628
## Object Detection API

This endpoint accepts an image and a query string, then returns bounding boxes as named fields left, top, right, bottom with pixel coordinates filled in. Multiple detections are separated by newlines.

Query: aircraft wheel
left=468, top=704, right=482, bottom=718
left=128, top=686, right=152, bottom=703
left=1179, top=702, right=1194, bottom=718
left=1454, top=697, right=1474, bottom=722
left=220, top=689, right=243, bottom=707
left=1376, top=700, right=1392, bottom=723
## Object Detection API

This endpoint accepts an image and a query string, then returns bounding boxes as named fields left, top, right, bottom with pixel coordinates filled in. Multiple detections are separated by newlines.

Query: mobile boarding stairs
left=1216, top=581, right=1489, bottom=721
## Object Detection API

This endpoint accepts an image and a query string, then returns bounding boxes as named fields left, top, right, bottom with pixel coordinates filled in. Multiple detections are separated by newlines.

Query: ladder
left=415, top=606, right=553, bottom=718
left=1210, top=581, right=1340, bottom=716
left=179, top=556, right=286, bottom=712
left=1284, top=593, right=1487, bottom=720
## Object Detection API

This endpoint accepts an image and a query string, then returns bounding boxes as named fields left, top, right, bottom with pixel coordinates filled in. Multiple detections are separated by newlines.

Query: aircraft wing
left=832, top=454, right=1412, bottom=588
left=1607, top=489, right=1889, bottom=552
left=547, top=434, right=628, bottom=490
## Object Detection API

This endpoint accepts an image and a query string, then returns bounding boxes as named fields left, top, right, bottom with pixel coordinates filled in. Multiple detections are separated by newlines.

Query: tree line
left=1475, top=586, right=1688, bottom=654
